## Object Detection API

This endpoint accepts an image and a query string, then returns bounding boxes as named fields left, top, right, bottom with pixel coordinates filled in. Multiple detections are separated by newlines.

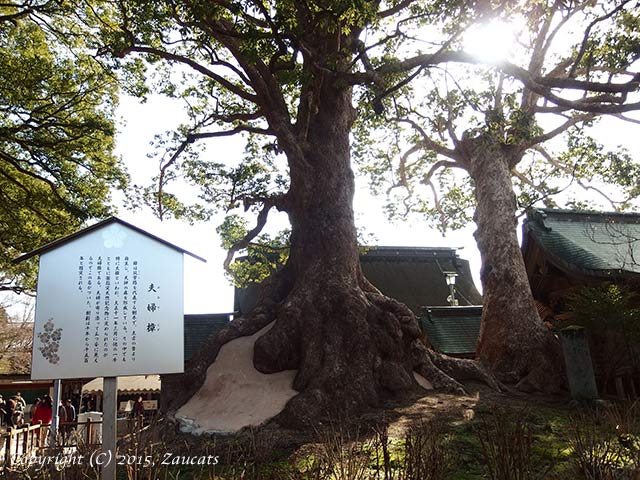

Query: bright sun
left=463, top=21, right=517, bottom=62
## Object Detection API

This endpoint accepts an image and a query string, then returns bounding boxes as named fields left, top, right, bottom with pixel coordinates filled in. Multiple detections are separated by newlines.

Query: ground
left=7, top=383, right=638, bottom=479
left=127, top=384, right=638, bottom=479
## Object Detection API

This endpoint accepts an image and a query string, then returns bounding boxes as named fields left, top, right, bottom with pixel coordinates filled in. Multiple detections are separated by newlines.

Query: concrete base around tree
left=175, top=322, right=297, bottom=434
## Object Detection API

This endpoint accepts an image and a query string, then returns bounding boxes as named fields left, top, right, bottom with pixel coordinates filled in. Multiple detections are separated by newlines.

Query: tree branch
left=350, top=50, right=640, bottom=113
left=127, top=46, right=258, bottom=103
left=223, top=196, right=286, bottom=271
left=396, top=118, right=460, bottom=160
left=0, top=150, right=81, bottom=217
left=532, top=145, right=625, bottom=211
left=524, top=113, right=595, bottom=149
left=569, top=0, right=633, bottom=78
left=378, top=0, right=418, bottom=19
left=612, top=113, right=640, bottom=125
left=187, top=125, right=272, bottom=141
left=422, top=159, right=463, bottom=186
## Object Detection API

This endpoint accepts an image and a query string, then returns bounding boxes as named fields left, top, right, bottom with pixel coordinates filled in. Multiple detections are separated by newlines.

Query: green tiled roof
left=184, top=314, right=232, bottom=361
left=524, top=209, right=640, bottom=278
left=421, top=306, right=482, bottom=355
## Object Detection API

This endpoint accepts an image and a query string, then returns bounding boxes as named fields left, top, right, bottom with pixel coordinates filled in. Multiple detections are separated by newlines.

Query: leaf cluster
left=217, top=214, right=289, bottom=287
left=564, top=283, right=640, bottom=343
left=0, top=2, right=127, bottom=291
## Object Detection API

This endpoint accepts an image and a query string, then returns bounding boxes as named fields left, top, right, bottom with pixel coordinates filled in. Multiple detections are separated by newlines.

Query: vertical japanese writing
left=89, top=256, right=100, bottom=364
left=79, top=255, right=89, bottom=364
left=114, top=256, right=122, bottom=362
left=123, top=256, right=129, bottom=363
left=76, top=253, right=142, bottom=367
left=105, top=257, right=115, bottom=362
left=146, top=283, right=161, bottom=333
left=78, top=256, right=84, bottom=293
left=96, top=256, right=104, bottom=363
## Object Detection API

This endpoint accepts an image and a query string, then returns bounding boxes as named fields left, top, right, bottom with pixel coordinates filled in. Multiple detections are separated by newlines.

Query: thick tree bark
left=467, top=138, right=564, bottom=391
left=163, top=71, right=497, bottom=428
left=249, top=78, right=490, bottom=426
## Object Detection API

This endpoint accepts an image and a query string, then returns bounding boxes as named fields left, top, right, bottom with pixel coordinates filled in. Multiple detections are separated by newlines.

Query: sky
left=109, top=17, right=640, bottom=315
left=6, top=14, right=637, bottom=318
left=113, top=94, right=483, bottom=314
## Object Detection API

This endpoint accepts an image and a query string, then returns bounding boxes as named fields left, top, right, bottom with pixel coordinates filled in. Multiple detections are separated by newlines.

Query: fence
left=0, top=419, right=103, bottom=466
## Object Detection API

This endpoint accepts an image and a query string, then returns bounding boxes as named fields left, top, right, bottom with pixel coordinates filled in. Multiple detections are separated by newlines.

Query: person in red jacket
left=31, top=395, right=53, bottom=425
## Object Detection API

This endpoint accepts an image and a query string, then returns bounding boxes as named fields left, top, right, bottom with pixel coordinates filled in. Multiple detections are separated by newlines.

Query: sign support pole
left=102, top=376, right=118, bottom=480
left=50, top=379, right=61, bottom=446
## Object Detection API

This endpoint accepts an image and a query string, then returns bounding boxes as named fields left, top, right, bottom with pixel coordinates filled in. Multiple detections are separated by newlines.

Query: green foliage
left=357, top=1, right=640, bottom=235
left=0, top=3, right=126, bottom=291
left=564, top=283, right=640, bottom=343
left=45, top=0, right=640, bottom=288
left=559, top=129, right=640, bottom=209
left=217, top=215, right=290, bottom=287
left=576, top=9, right=640, bottom=72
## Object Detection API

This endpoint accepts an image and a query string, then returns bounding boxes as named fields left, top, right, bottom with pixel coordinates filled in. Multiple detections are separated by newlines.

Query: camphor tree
left=82, top=0, right=638, bottom=422
left=359, top=0, right=640, bottom=390
left=83, top=0, right=512, bottom=426
left=0, top=1, right=127, bottom=293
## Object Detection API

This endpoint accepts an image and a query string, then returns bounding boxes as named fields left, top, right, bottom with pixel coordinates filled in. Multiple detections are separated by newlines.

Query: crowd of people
left=0, top=393, right=79, bottom=431
left=1, top=392, right=149, bottom=432
left=0, top=392, right=26, bottom=428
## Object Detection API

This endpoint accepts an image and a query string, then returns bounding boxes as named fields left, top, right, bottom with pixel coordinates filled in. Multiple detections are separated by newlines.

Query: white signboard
left=31, top=222, right=184, bottom=380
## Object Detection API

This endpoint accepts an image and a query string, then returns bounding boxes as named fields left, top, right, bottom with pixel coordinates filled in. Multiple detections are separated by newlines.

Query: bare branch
left=396, top=118, right=460, bottom=160
left=350, top=50, right=640, bottom=114
left=422, top=159, right=463, bottom=186
left=127, top=46, right=258, bottom=103
left=188, top=125, right=273, bottom=140
left=378, top=0, right=418, bottom=19
left=524, top=113, right=595, bottom=149
left=388, top=143, right=420, bottom=194
left=612, top=113, right=640, bottom=125
left=532, top=145, right=625, bottom=211
left=222, top=195, right=287, bottom=271
left=427, top=180, right=447, bottom=227
left=569, top=0, right=633, bottom=78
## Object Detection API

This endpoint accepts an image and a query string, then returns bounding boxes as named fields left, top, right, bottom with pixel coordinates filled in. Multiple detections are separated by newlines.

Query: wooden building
left=523, top=208, right=640, bottom=306
left=234, top=246, right=482, bottom=315
left=522, top=208, right=640, bottom=397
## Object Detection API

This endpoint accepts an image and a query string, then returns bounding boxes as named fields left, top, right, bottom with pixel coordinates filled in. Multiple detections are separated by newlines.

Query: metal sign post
left=50, top=379, right=61, bottom=446
left=102, top=377, right=118, bottom=480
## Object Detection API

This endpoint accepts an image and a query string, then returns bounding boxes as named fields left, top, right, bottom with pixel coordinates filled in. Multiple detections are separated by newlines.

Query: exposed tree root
left=163, top=275, right=500, bottom=428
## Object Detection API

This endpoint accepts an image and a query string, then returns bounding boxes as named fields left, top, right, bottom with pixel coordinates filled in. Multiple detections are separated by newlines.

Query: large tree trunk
left=467, top=138, right=563, bottom=391
left=163, top=67, right=496, bottom=428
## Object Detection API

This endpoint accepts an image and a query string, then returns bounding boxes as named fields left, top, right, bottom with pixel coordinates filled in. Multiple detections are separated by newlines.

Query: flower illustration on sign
left=102, top=224, right=127, bottom=248
left=38, top=318, right=62, bottom=364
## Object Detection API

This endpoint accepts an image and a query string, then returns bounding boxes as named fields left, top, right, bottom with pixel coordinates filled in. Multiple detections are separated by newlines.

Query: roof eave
left=12, top=217, right=206, bottom=264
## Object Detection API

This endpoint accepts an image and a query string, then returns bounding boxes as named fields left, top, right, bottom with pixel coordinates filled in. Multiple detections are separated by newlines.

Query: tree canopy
left=354, top=0, right=640, bottom=387
left=54, top=0, right=640, bottom=420
left=0, top=1, right=127, bottom=293
left=359, top=1, right=640, bottom=231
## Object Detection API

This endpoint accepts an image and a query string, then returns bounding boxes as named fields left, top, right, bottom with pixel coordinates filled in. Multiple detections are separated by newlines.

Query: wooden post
left=5, top=429, right=12, bottom=466
left=615, top=376, right=626, bottom=400
left=102, top=377, right=118, bottom=480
